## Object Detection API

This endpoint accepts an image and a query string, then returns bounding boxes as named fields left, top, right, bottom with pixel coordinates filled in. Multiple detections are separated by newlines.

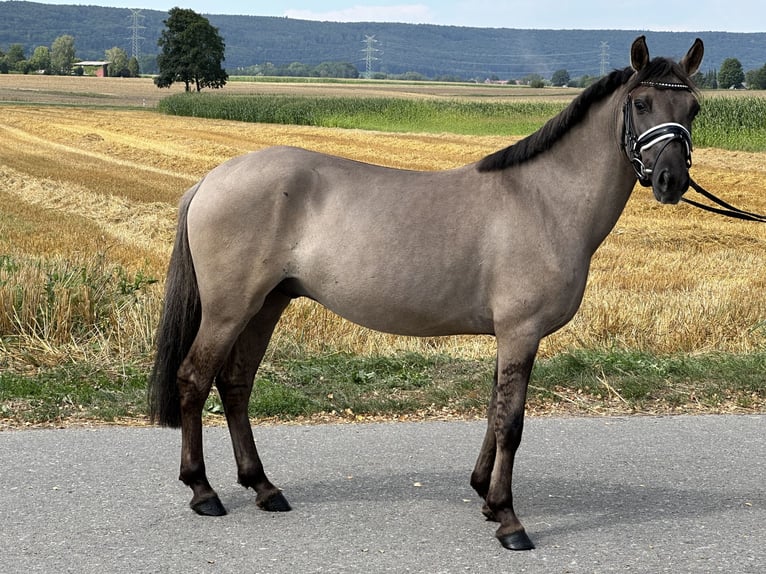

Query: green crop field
left=159, top=91, right=766, bottom=151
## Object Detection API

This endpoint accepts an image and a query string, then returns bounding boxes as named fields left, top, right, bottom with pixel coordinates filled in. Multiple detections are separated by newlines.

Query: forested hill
left=1, top=1, right=764, bottom=79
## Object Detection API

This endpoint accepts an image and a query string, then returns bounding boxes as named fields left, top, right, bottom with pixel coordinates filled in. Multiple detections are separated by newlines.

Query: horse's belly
left=290, top=274, right=494, bottom=337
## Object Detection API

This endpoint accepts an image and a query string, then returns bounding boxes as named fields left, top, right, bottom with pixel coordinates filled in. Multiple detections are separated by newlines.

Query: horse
left=149, top=36, right=704, bottom=551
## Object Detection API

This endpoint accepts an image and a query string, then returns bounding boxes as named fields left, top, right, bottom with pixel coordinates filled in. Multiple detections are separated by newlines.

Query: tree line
left=3, top=7, right=766, bottom=91
left=0, top=34, right=140, bottom=77
left=548, top=58, right=766, bottom=90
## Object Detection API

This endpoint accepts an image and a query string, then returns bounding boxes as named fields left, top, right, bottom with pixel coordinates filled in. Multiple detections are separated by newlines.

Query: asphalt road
left=0, top=415, right=763, bottom=573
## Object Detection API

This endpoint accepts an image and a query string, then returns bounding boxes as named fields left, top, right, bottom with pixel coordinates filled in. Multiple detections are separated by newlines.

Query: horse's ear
left=630, top=36, right=650, bottom=72
left=680, top=38, right=704, bottom=76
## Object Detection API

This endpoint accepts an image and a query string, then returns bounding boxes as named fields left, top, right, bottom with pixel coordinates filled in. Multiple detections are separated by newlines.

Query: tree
left=30, top=46, right=52, bottom=73
left=551, top=69, right=570, bottom=87
left=127, top=56, right=140, bottom=78
left=314, top=61, right=359, bottom=78
left=745, top=64, right=766, bottom=89
left=718, top=58, right=744, bottom=89
left=105, top=46, right=129, bottom=77
left=6, top=44, right=26, bottom=68
left=51, top=34, right=76, bottom=75
left=705, top=69, right=718, bottom=89
left=155, top=8, right=227, bottom=92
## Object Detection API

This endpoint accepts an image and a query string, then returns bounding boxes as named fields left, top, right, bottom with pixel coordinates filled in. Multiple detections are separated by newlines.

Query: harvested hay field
left=1, top=100, right=764, bottom=370
left=0, top=63, right=766, bottom=370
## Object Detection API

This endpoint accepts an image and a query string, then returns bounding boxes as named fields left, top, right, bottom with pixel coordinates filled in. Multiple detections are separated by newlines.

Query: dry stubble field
left=0, top=75, right=765, bottom=373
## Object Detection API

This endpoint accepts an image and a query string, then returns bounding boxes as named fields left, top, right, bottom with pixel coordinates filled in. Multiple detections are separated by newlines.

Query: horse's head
left=623, top=36, right=704, bottom=204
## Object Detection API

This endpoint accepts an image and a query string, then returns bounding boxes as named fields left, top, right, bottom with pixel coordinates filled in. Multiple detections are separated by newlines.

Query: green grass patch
left=532, top=349, right=765, bottom=411
left=2, top=350, right=763, bottom=426
left=0, top=364, right=147, bottom=424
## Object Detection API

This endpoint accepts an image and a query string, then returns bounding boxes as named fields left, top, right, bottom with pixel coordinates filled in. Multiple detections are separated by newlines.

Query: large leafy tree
left=51, top=35, right=76, bottom=75
left=718, top=58, right=745, bottom=89
left=155, top=8, right=227, bottom=92
left=30, top=46, right=52, bottom=73
left=745, top=64, right=766, bottom=90
left=105, top=46, right=129, bottom=77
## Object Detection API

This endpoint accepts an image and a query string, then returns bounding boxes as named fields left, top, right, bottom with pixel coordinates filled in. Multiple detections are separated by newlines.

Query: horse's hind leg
left=177, top=317, right=245, bottom=516
left=216, top=291, right=292, bottom=512
left=470, top=363, right=498, bottom=518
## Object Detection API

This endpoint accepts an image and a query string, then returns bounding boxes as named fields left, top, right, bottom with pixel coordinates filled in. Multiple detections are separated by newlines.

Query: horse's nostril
left=658, top=169, right=672, bottom=189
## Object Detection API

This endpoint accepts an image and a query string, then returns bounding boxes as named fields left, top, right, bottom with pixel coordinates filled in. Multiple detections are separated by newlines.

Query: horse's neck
left=543, top=91, right=637, bottom=254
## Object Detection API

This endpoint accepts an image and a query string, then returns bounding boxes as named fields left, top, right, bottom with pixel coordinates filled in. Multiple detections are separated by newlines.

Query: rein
left=683, top=179, right=766, bottom=223
left=623, top=80, right=766, bottom=224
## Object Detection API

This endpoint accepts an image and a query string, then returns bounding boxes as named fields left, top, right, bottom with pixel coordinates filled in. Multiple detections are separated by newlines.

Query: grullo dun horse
left=150, top=36, right=704, bottom=550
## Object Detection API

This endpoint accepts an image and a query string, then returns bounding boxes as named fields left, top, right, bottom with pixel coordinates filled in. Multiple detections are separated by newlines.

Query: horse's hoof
left=497, top=529, right=535, bottom=551
left=191, top=496, right=227, bottom=516
left=257, top=491, right=292, bottom=512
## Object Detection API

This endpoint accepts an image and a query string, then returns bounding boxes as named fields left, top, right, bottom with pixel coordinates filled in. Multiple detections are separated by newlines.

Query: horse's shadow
left=219, top=465, right=758, bottom=544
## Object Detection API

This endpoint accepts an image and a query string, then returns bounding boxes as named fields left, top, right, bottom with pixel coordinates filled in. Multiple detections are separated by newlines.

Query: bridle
left=622, top=80, right=694, bottom=187
left=621, top=80, right=766, bottom=223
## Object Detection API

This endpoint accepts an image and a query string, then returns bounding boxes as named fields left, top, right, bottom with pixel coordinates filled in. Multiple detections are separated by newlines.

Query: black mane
left=476, top=58, right=694, bottom=172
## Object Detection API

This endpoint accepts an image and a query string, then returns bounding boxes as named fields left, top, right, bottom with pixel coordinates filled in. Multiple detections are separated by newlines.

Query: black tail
left=148, top=185, right=202, bottom=428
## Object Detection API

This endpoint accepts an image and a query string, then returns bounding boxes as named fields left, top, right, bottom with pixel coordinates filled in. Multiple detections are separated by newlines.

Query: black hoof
left=191, top=496, right=227, bottom=516
left=257, top=491, right=292, bottom=512
left=497, top=530, right=535, bottom=551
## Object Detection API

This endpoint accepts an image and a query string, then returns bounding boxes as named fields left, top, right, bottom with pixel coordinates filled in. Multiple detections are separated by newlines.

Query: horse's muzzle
left=652, top=166, right=690, bottom=204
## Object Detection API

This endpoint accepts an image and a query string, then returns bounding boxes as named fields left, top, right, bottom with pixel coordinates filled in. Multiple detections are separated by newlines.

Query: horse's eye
left=634, top=99, right=648, bottom=113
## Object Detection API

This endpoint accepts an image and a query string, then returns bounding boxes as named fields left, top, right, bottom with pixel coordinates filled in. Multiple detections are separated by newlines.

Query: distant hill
left=1, top=1, right=764, bottom=79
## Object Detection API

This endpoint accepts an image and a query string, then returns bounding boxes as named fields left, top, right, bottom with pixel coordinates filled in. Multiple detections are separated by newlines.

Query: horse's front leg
left=477, top=336, right=538, bottom=551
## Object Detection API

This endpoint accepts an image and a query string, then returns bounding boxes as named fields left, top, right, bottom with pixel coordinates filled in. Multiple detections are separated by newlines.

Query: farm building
left=74, top=61, right=110, bottom=77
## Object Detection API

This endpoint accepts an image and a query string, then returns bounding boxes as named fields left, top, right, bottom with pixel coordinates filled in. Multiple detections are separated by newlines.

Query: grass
left=0, top=251, right=160, bottom=371
left=3, top=349, right=762, bottom=426
left=0, top=364, right=147, bottom=424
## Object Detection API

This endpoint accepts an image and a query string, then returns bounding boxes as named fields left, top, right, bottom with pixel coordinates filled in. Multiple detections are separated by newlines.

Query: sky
left=27, top=1, right=766, bottom=33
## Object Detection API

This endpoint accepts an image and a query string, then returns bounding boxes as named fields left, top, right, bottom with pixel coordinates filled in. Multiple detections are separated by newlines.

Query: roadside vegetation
left=0, top=77, right=764, bottom=426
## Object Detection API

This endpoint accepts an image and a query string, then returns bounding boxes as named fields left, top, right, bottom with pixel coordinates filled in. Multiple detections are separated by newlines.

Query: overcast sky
left=27, top=1, right=766, bottom=32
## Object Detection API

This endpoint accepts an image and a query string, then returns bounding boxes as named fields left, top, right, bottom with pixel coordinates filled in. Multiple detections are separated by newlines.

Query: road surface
left=1, top=415, right=763, bottom=573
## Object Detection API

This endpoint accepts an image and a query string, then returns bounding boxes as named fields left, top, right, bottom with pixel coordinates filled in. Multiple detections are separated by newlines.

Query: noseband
left=623, top=81, right=694, bottom=187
